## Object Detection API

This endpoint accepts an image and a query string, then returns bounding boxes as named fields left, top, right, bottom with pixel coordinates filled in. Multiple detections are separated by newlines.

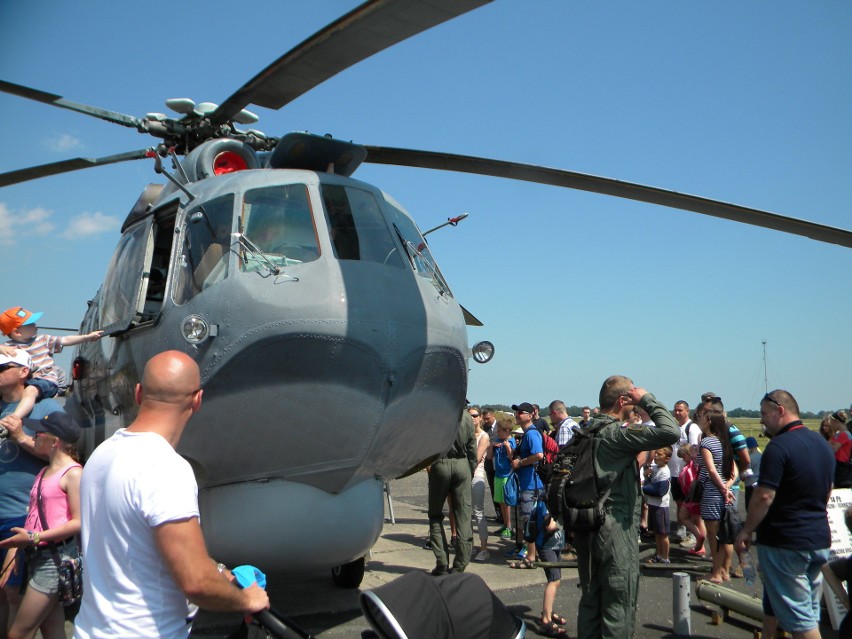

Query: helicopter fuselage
left=67, top=140, right=470, bottom=572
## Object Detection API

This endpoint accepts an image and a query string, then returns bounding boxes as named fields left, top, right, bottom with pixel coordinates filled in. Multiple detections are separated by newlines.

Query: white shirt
left=74, top=429, right=200, bottom=639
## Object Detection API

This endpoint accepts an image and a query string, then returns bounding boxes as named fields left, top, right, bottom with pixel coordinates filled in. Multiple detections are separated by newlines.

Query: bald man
left=74, top=351, right=268, bottom=639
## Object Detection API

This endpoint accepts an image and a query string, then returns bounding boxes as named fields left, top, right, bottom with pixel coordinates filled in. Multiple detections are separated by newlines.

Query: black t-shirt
left=756, top=423, right=834, bottom=549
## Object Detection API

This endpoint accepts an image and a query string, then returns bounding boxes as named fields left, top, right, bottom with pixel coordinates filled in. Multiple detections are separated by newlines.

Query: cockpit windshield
left=241, top=184, right=320, bottom=270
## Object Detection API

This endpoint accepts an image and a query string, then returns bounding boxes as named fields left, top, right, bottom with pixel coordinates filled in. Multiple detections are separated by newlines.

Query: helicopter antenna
left=422, top=213, right=469, bottom=237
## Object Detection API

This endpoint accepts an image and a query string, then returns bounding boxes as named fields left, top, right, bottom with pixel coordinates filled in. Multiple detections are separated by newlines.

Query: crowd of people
left=425, top=380, right=849, bottom=638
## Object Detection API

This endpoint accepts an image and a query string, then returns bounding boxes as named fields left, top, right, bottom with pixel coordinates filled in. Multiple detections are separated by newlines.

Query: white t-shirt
left=645, top=463, right=671, bottom=509
left=74, top=429, right=200, bottom=639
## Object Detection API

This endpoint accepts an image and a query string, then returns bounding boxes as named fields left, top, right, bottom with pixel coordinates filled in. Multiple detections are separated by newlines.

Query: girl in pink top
left=0, top=412, right=82, bottom=639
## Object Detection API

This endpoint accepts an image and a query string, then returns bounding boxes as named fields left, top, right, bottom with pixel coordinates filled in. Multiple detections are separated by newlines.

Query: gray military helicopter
left=2, top=0, right=850, bottom=590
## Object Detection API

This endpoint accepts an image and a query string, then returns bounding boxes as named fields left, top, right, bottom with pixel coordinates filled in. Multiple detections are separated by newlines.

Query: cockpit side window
left=241, top=184, right=320, bottom=270
left=382, top=199, right=452, bottom=296
left=320, top=184, right=404, bottom=268
left=174, top=195, right=235, bottom=304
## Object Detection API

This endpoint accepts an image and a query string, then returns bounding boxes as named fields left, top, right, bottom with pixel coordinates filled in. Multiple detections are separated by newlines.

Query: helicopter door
left=99, top=206, right=177, bottom=332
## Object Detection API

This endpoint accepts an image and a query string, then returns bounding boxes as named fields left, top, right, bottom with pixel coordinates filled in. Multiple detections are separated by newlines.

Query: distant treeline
left=477, top=403, right=828, bottom=420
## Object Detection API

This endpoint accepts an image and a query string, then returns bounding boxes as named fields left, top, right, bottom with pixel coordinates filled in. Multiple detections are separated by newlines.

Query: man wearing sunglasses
left=735, top=390, right=833, bottom=639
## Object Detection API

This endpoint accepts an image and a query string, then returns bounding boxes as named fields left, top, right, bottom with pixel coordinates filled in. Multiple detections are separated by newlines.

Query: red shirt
left=833, top=430, right=852, bottom=463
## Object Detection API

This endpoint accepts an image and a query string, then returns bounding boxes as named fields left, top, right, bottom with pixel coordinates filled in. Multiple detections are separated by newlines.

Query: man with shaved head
left=74, top=351, right=268, bottom=639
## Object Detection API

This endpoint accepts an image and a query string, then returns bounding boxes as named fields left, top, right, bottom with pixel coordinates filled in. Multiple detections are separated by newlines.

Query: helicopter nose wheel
left=331, top=556, right=365, bottom=589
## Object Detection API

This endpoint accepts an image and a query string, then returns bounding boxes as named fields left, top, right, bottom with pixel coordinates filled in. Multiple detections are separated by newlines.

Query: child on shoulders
left=0, top=307, right=102, bottom=420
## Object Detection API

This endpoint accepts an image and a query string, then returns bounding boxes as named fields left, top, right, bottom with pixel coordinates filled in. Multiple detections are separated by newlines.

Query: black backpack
left=537, top=423, right=611, bottom=533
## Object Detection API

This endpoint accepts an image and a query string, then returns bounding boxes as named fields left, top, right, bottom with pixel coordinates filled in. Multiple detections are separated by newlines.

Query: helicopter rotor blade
left=0, top=79, right=143, bottom=130
left=364, top=146, right=852, bottom=249
left=211, top=0, right=491, bottom=124
left=0, top=149, right=150, bottom=188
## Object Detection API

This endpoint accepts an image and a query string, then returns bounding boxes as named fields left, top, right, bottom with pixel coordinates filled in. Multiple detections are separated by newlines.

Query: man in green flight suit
left=574, top=375, right=679, bottom=638
left=428, top=408, right=477, bottom=575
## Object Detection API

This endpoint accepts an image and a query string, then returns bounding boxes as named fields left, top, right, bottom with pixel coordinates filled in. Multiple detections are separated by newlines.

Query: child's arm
left=60, top=330, right=104, bottom=347
left=9, top=386, right=38, bottom=420
left=0, top=345, right=19, bottom=357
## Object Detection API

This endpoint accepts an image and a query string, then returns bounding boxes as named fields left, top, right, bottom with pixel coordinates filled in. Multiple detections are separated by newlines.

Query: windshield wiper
left=232, top=232, right=280, bottom=276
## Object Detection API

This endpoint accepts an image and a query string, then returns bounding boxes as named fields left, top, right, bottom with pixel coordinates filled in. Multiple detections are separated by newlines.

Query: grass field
left=729, top=417, right=821, bottom=442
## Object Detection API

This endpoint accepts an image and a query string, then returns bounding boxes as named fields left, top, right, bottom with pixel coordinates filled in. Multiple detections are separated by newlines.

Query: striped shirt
left=5, top=334, right=63, bottom=385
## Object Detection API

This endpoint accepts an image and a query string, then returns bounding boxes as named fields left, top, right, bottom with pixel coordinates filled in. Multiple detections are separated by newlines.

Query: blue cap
left=745, top=436, right=758, bottom=449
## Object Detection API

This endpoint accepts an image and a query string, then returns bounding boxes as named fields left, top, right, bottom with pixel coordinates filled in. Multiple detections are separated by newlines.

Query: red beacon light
left=213, top=151, right=249, bottom=175
left=71, top=357, right=86, bottom=381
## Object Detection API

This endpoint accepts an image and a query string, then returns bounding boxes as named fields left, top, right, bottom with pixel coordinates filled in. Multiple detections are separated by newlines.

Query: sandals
left=540, top=620, right=566, bottom=637
left=508, top=558, right=535, bottom=569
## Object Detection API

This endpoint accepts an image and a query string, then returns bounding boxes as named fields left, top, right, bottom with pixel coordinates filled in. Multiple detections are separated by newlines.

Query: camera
left=0, top=425, right=7, bottom=439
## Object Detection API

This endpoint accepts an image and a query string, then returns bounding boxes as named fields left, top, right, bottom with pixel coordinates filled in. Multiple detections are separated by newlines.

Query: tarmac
left=185, top=472, right=841, bottom=639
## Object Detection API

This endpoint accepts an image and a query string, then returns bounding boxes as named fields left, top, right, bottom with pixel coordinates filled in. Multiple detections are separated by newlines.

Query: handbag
left=717, top=503, right=743, bottom=545
left=685, top=477, right=704, bottom=504
left=36, top=471, right=84, bottom=607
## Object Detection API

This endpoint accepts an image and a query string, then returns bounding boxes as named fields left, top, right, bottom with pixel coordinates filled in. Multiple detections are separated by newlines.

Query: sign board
left=824, top=488, right=852, bottom=630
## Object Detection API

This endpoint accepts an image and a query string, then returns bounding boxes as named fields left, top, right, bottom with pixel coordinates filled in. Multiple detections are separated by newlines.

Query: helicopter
left=2, top=0, right=851, bottom=590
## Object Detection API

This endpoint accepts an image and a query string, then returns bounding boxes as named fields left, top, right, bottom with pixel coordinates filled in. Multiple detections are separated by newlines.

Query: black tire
left=331, top=556, right=365, bottom=589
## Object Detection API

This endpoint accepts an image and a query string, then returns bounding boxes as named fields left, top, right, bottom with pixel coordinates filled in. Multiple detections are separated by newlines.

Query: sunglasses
left=762, top=393, right=781, bottom=408
left=469, top=413, right=481, bottom=418
left=0, top=364, right=20, bottom=373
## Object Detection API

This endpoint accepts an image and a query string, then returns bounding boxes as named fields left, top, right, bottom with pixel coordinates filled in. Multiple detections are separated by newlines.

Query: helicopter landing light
left=181, top=314, right=217, bottom=345
left=471, top=341, right=494, bottom=364
left=213, top=151, right=249, bottom=175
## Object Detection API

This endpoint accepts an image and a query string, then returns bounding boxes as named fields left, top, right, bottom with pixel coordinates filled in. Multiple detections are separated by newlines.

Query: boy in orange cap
left=0, top=306, right=102, bottom=420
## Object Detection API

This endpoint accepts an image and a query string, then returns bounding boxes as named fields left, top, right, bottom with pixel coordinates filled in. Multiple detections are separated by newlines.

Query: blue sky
left=1, top=1, right=850, bottom=412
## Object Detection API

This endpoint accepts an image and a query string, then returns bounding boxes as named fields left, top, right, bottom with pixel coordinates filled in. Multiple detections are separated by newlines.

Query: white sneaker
left=679, top=534, right=697, bottom=547
left=474, top=549, right=490, bottom=562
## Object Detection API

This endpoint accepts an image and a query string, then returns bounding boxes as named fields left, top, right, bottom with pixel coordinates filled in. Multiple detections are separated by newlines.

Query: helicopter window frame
left=174, top=194, right=236, bottom=304
left=319, top=184, right=406, bottom=268
left=240, top=184, right=321, bottom=272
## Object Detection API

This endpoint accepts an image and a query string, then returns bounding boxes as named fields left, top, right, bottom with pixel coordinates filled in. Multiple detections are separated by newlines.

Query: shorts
left=648, top=504, right=669, bottom=535
left=26, top=539, right=78, bottom=596
left=494, top=476, right=509, bottom=504
left=0, top=515, right=26, bottom=589
left=24, top=378, right=59, bottom=401
left=758, top=545, right=829, bottom=633
left=538, top=547, right=561, bottom=582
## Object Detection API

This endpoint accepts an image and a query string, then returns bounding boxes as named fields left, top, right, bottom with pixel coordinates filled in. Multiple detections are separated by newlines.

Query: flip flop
left=508, top=558, right=535, bottom=569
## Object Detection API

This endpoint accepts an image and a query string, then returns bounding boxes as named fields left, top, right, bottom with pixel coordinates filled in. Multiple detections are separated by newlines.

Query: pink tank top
left=24, top=463, right=82, bottom=534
